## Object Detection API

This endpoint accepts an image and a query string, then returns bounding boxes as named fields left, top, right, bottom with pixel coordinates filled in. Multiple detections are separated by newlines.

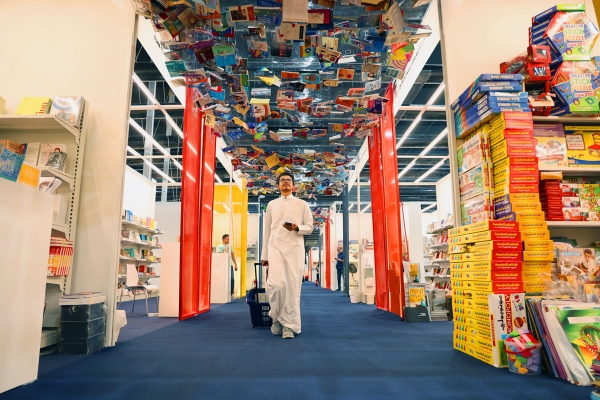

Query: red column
left=379, top=84, right=405, bottom=319
left=180, top=81, right=203, bottom=320
left=197, top=124, right=216, bottom=313
left=368, top=124, right=390, bottom=312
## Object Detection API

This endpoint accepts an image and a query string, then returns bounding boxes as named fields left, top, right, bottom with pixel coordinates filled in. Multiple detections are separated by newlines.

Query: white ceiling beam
left=127, top=146, right=175, bottom=183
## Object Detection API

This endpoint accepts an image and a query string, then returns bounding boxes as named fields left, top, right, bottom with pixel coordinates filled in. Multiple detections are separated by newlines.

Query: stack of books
left=59, top=292, right=106, bottom=305
left=48, top=237, right=74, bottom=276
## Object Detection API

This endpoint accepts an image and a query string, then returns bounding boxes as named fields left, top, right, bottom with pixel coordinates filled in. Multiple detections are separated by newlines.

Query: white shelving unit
left=423, top=215, right=453, bottom=321
left=0, top=108, right=88, bottom=349
left=118, top=220, right=163, bottom=300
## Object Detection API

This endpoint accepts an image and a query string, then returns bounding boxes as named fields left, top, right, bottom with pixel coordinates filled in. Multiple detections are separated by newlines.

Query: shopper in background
left=335, top=246, right=344, bottom=291
left=216, top=234, right=238, bottom=300
left=261, top=172, right=314, bottom=339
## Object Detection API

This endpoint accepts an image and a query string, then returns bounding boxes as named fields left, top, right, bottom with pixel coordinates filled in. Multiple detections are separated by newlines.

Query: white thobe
left=261, top=194, right=313, bottom=333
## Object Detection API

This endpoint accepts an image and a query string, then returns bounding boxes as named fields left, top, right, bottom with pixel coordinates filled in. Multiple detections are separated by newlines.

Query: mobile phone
left=284, top=222, right=293, bottom=226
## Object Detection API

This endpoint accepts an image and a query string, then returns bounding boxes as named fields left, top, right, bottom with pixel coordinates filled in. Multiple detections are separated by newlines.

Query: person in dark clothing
left=335, top=246, right=344, bottom=291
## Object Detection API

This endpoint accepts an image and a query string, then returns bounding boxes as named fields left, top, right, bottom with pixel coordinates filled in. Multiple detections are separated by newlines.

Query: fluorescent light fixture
left=360, top=204, right=371, bottom=214
left=129, top=118, right=183, bottom=170
left=420, top=128, right=448, bottom=156
left=215, top=174, right=223, bottom=183
left=414, top=158, right=447, bottom=183
left=396, top=114, right=422, bottom=149
left=427, top=83, right=445, bottom=105
left=349, top=204, right=355, bottom=210
left=127, top=146, right=175, bottom=183
left=132, top=74, right=157, bottom=104
left=223, top=204, right=231, bottom=212
left=132, top=73, right=184, bottom=139
left=398, top=160, right=417, bottom=179
left=421, top=203, right=437, bottom=212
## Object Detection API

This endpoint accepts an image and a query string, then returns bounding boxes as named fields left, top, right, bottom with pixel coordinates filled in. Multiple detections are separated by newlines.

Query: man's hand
left=283, top=223, right=298, bottom=231
left=234, top=266, right=238, bottom=271
left=262, top=260, right=268, bottom=266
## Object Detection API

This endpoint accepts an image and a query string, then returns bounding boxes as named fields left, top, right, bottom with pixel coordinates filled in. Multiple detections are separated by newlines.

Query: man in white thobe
left=261, top=172, right=313, bottom=339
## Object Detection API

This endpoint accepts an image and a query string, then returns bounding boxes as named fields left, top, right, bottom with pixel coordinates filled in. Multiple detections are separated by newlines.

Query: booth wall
left=123, top=166, right=156, bottom=220
left=435, top=174, right=453, bottom=221
left=154, top=201, right=183, bottom=289
left=0, top=0, right=136, bottom=346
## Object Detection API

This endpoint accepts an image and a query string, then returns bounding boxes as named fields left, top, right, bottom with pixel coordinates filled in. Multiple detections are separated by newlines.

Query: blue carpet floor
left=2, top=283, right=591, bottom=399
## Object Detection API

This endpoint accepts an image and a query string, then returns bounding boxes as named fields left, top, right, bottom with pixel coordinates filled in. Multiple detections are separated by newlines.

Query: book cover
left=556, top=308, right=600, bottom=376
left=408, top=286, right=427, bottom=307
left=558, top=248, right=598, bottom=279
left=0, top=148, right=24, bottom=182
left=45, top=151, right=68, bottom=171
left=17, top=163, right=40, bottom=188
left=37, top=144, right=67, bottom=167
left=15, top=97, right=52, bottom=115
left=49, top=96, right=84, bottom=128
left=22, top=142, right=41, bottom=165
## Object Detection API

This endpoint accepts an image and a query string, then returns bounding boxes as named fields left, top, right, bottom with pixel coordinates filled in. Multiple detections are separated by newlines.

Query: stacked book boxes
left=541, top=177, right=600, bottom=221
left=449, top=220, right=553, bottom=367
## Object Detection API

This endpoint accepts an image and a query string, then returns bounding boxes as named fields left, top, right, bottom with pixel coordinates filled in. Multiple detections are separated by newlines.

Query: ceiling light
left=215, top=174, right=223, bottom=183
left=132, top=74, right=157, bottom=105
left=396, top=114, right=422, bottom=149
left=223, top=204, right=231, bottom=212
left=349, top=204, right=355, bottom=210
left=414, top=158, right=447, bottom=183
left=427, top=83, right=445, bottom=105
left=398, top=160, right=417, bottom=179
left=128, top=118, right=183, bottom=171
left=421, top=203, right=437, bottom=212
left=420, top=128, right=448, bottom=156
left=126, top=146, right=175, bottom=183
left=360, top=204, right=371, bottom=213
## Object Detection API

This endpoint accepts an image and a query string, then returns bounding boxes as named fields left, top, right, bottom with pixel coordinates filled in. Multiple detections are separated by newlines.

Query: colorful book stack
left=48, top=237, right=74, bottom=276
left=540, top=178, right=600, bottom=221
left=451, top=74, right=527, bottom=139
left=449, top=220, right=552, bottom=367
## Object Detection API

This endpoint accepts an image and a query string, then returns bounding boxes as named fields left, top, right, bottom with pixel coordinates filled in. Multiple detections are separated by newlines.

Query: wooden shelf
left=539, top=166, right=600, bottom=175
left=547, top=221, right=600, bottom=228
left=121, top=220, right=163, bottom=235
left=0, top=114, right=80, bottom=142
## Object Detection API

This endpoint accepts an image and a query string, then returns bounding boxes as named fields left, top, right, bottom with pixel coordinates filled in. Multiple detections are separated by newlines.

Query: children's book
left=0, top=148, right=24, bottom=182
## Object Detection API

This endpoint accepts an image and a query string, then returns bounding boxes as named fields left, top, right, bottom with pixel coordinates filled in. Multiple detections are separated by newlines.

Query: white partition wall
left=123, top=166, right=157, bottom=219
left=0, top=180, right=54, bottom=393
left=0, top=0, right=137, bottom=346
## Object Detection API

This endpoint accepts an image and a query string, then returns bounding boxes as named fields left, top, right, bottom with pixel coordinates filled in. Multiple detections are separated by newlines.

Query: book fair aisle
left=440, top=1, right=600, bottom=395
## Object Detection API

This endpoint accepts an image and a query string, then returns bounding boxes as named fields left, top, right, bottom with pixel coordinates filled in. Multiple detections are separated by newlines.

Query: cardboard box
left=452, top=280, right=524, bottom=293
left=521, top=230, right=550, bottom=240
left=455, top=322, right=491, bottom=337
left=459, top=162, right=493, bottom=202
left=449, top=220, right=519, bottom=236
left=491, top=146, right=537, bottom=163
left=457, top=133, right=489, bottom=174
left=453, top=298, right=490, bottom=312
left=452, top=270, right=522, bottom=282
left=523, top=240, right=554, bottom=252
left=493, top=165, right=539, bottom=177
left=489, top=128, right=533, bottom=145
left=452, top=289, right=492, bottom=302
left=493, top=173, right=539, bottom=186
left=564, top=127, right=600, bottom=166
left=460, top=192, right=493, bottom=226
left=449, top=250, right=522, bottom=262
left=450, top=260, right=523, bottom=271
left=494, top=202, right=542, bottom=216
left=493, top=156, right=538, bottom=169
left=469, top=240, right=523, bottom=252
left=522, top=261, right=552, bottom=272
left=535, top=136, right=568, bottom=168
left=496, top=210, right=546, bottom=222
left=523, top=250, right=555, bottom=261
left=494, top=193, right=540, bottom=206
left=449, top=230, right=522, bottom=245
left=494, top=183, right=539, bottom=197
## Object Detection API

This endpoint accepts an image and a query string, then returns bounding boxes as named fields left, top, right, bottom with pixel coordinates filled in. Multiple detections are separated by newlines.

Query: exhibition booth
left=3, top=0, right=600, bottom=396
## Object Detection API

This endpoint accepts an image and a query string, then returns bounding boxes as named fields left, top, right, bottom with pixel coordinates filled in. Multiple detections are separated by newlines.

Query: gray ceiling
left=127, top=1, right=447, bottom=214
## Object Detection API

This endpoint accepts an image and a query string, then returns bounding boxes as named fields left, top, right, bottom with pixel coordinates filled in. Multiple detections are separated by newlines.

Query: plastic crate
left=246, top=288, right=272, bottom=328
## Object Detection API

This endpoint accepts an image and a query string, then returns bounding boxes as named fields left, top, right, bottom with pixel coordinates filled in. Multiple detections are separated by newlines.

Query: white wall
left=435, top=174, right=453, bottom=221
left=153, top=201, right=183, bottom=289
left=0, top=0, right=136, bottom=346
left=123, top=166, right=156, bottom=220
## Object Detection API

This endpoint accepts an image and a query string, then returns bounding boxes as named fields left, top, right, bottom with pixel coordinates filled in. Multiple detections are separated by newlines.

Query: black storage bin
left=59, top=333, right=104, bottom=355
left=60, top=318, right=105, bottom=339
left=60, top=303, right=105, bottom=322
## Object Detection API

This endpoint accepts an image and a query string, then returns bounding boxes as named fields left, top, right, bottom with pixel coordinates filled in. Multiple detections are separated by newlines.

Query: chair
left=117, top=264, right=159, bottom=316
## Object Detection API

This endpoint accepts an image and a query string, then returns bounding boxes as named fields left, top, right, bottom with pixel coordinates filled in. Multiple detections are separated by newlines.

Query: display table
left=211, top=253, right=230, bottom=304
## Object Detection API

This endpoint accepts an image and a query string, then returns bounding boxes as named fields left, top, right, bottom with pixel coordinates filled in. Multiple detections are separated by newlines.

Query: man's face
left=223, top=236, right=229, bottom=244
left=585, top=252, right=592, bottom=261
left=278, top=176, right=294, bottom=192
left=338, top=247, right=342, bottom=253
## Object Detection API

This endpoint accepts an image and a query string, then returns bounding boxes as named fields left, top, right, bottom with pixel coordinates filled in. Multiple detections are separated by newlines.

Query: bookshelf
left=0, top=106, right=89, bottom=349
left=423, top=215, right=453, bottom=321
left=118, top=218, right=163, bottom=300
